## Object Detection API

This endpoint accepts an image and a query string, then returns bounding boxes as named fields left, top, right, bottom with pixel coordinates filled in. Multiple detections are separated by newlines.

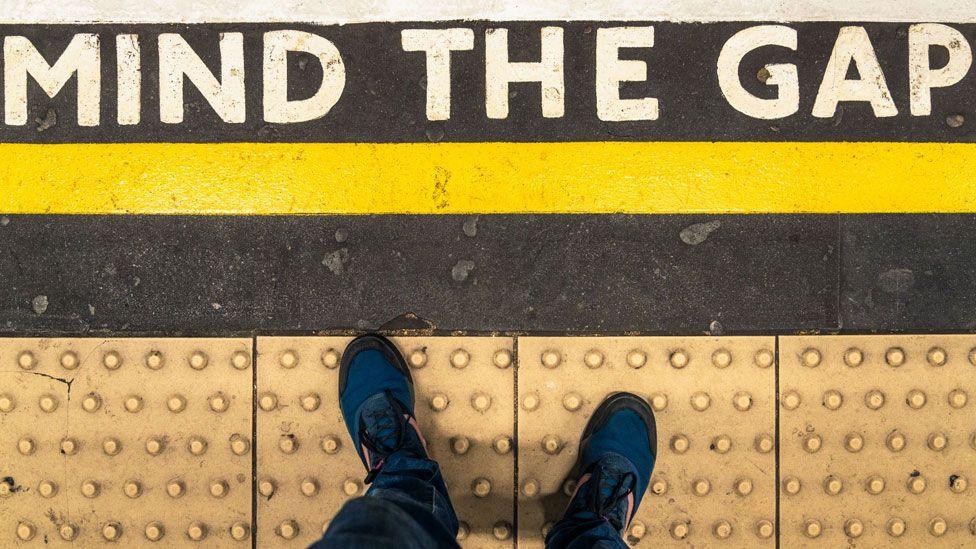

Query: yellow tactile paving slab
left=780, top=335, right=976, bottom=546
left=0, top=338, right=253, bottom=546
left=517, top=336, right=777, bottom=547
left=255, top=336, right=515, bottom=547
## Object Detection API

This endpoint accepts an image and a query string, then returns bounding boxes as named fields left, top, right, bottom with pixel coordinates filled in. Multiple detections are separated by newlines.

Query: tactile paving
left=0, top=338, right=253, bottom=546
left=780, top=335, right=976, bottom=546
left=255, top=336, right=515, bottom=547
left=517, top=336, right=777, bottom=546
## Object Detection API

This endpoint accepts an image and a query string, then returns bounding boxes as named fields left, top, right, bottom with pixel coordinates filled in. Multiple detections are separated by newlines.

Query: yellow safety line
left=1, top=142, right=973, bottom=214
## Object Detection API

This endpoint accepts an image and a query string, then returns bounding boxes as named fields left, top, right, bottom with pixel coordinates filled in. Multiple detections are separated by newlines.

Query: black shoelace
left=585, top=465, right=637, bottom=531
left=358, top=390, right=407, bottom=484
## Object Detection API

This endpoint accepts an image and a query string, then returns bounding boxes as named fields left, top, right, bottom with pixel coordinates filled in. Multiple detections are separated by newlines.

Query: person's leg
left=313, top=334, right=460, bottom=549
left=545, top=392, right=657, bottom=549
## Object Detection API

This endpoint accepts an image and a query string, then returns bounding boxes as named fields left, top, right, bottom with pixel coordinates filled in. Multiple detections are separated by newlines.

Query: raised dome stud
left=276, top=520, right=299, bottom=540
left=885, top=347, right=906, bottom=367
left=123, top=479, right=143, bottom=499
left=145, top=436, right=166, bottom=456
left=844, top=519, right=864, bottom=538
left=864, top=389, right=886, bottom=410
left=711, top=348, right=732, bottom=368
left=823, top=390, right=843, bottom=410
left=844, top=433, right=865, bottom=453
left=145, top=350, right=165, bottom=370
left=584, top=350, right=604, bottom=369
left=60, top=437, right=79, bottom=455
left=948, top=388, right=968, bottom=409
left=38, top=480, right=58, bottom=498
left=865, top=475, right=886, bottom=495
left=145, top=521, right=165, bottom=541
left=541, top=349, right=561, bottom=369
left=754, top=348, right=774, bottom=368
left=927, top=432, right=948, bottom=452
left=649, top=392, right=668, bottom=412
left=230, top=434, right=251, bottom=456
left=60, top=351, right=79, bottom=370
left=167, top=394, right=187, bottom=413
left=279, top=350, right=299, bottom=368
left=754, top=433, right=774, bottom=454
left=541, top=434, right=563, bottom=455
left=300, top=477, right=320, bottom=497
left=927, top=347, right=948, bottom=366
left=669, top=350, right=689, bottom=369
left=450, top=349, right=471, bottom=369
left=950, top=474, right=968, bottom=493
left=188, top=351, right=209, bottom=370
left=81, top=479, right=100, bottom=498
left=520, top=392, right=539, bottom=412
left=521, top=478, right=541, bottom=497
left=430, top=393, right=450, bottom=412
left=711, top=434, right=732, bottom=454
left=342, top=478, right=362, bottom=497
left=823, top=475, right=843, bottom=496
left=629, top=520, right=647, bottom=541
left=39, top=393, right=60, bottom=413
left=278, top=434, right=299, bottom=454
left=208, top=392, right=230, bottom=413
left=407, top=349, right=427, bottom=369
left=124, top=394, right=144, bottom=413
left=456, top=521, right=470, bottom=541
left=626, top=350, right=647, bottom=369
left=907, top=474, right=927, bottom=494
left=187, top=522, right=208, bottom=541
left=692, top=478, right=711, bottom=496
left=734, top=477, right=754, bottom=496
left=471, top=477, right=492, bottom=498
left=801, top=348, right=821, bottom=368
left=670, top=434, right=690, bottom=454
left=59, top=523, right=79, bottom=541
left=258, top=392, right=278, bottom=412
left=906, top=389, right=927, bottom=410
left=81, top=393, right=102, bottom=414
left=300, top=392, right=322, bottom=412
left=803, top=433, right=823, bottom=453
left=103, top=350, right=122, bottom=370
left=886, top=431, right=906, bottom=452
left=733, top=392, right=753, bottom=411
left=230, top=522, right=250, bottom=541
left=166, top=479, right=186, bottom=498
left=887, top=518, right=906, bottom=537
left=844, top=347, right=864, bottom=367
left=781, top=390, right=801, bottom=410
left=803, top=519, right=822, bottom=538
left=492, top=521, right=512, bottom=541
left=257, top=477, right=276, bottom=497
left=231, top=350, right=251, bottom=369
left=651, top=477, right=669, bottom=496
left=493, top=349, right=513, bottom=369
left=713, top=520, right=732, bottom=539
left=493, top=436, right=513, bottom=455
left=782, top=476, right=801, bottom=496
left=320, top=435, right=341, bottom=455
left=321, top=348, right=341, bottom=369
left=755, top=520, right=774, bottom=539
left=209, top=479, right=229, bottom=498
left=17, top=437, right=36, bottom=455
left=17, top=351, right=36, bottom=370
left=669, top=521, right=690, bottom=540
left=690, top=391, right=711, bottom=411
left=0, top=393, right=15, bottom=413
left=102, top=437, right=122, bottom=456
left=929, top=517, right=948, bottom=537
left=16, top=521, right=35, bottom=541
left=562, top=392, right=583, bottom=412
left=102, top=522, right=122, bottom=542
left=472, top=392, right=492, bottom=412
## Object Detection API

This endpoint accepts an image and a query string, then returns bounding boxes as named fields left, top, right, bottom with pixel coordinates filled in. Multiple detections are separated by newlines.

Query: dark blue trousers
left=313, top=451, right=626, bottom=548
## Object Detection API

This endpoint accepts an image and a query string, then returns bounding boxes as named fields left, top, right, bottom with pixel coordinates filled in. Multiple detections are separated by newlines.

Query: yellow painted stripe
left=0, top=142, right=973, bottom=214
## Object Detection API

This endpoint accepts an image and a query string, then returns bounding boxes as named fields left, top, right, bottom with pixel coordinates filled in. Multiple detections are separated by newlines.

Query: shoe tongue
left=580, top=453, right=636, bottom=531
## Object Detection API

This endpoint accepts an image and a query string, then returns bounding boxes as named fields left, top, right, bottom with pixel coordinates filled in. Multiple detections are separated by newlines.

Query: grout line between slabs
left=251, top=336, right=258, bottom=549
left=774, top=335, right=781, bottom=549
left=512, top=335, right=520, bottom=549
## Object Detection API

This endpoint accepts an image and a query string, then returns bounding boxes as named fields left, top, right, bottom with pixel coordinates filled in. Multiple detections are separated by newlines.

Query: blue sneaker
left=339, top=334, right=428, bottom=484
left=564, top=392, right=656, bottom=532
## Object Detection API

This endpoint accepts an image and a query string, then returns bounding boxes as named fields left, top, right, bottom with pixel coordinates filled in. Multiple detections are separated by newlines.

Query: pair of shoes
left=339, top=334, right=657, bottom=530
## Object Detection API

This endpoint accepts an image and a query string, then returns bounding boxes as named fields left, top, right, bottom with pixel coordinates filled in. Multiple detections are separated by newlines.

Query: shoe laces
left=581, top=462, right=637, bottom=531
left=357, top=390, right=410, bottom=484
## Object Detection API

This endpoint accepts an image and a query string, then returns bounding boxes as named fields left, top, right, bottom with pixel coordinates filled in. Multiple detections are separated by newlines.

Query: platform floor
left=2, top=335, right=975, bottom=546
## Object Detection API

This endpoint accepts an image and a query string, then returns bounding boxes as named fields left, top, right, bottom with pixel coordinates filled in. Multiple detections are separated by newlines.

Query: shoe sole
left=574, top=391, right=657, bottom=475
left=338, top=333, right=415, bottom=402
